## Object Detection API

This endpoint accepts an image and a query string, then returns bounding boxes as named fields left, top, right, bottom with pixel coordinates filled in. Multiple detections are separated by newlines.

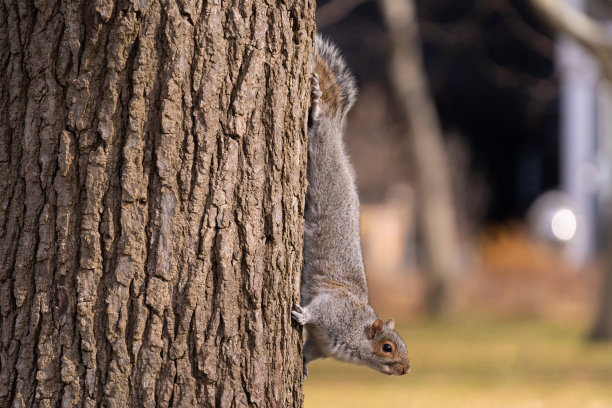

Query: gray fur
left=293, top=36, right=410, bottom=377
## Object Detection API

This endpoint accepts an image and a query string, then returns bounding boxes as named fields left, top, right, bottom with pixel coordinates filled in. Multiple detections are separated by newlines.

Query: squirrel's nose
left=401, top=365, right=410, bottom=375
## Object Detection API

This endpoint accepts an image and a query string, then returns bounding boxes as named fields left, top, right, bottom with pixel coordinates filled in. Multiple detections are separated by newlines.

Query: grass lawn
left=303, top=317, right=612, bottom=408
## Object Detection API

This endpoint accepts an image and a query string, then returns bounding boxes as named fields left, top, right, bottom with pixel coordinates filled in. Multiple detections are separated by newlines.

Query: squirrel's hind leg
left=309, top=74, right=322, bottom=125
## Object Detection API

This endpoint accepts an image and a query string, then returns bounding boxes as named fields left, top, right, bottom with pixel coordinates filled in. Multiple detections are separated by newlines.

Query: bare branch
left=494, top=0, right=555, bottom=59
left=528, top=0, right=612, bottom=81
left=316, top=0, right=372, bottom=29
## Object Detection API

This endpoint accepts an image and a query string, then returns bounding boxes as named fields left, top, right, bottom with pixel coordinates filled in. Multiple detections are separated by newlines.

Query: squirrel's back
left=314, top=35, right=357, bottom=125
left=302, top=35, right=366, bottom=307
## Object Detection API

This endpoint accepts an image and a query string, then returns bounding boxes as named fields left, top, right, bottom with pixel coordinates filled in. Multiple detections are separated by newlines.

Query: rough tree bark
left=0, top=1, right=314, bottom=407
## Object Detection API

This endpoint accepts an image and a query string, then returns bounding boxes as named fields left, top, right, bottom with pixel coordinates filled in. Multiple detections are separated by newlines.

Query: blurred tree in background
left=379, top=0, right=463, bottom=317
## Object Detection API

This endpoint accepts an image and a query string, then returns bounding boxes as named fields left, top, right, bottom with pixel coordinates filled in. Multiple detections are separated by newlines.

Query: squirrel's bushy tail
left=314, top=35, right=358, bottom=124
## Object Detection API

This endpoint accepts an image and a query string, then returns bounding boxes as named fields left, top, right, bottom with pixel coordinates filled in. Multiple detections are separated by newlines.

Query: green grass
left=303, top=317, right=612, bottom=408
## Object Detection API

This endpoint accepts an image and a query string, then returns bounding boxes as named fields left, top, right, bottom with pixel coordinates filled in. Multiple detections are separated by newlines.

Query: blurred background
left=305, top=0, right=612, bottom=406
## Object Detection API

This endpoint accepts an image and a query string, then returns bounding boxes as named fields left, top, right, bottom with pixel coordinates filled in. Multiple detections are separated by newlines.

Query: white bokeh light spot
left=551, top=208, right=577, bottom=242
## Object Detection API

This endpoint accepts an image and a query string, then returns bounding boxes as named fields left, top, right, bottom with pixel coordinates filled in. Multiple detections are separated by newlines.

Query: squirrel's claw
left=310, top=74, right=321, bottom=123
left=292, top=304, right=310, bottom=325
left=311, top=74, right=322, bottom=101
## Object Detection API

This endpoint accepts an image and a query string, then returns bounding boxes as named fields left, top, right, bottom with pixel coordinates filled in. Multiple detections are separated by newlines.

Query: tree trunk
left=0, top=1, right=314, bottom=407
left=591, top=182, right=612, bottom=340
left=591, top=248, right=612, bottom=340
left=379, top=0, right=463, bottom=317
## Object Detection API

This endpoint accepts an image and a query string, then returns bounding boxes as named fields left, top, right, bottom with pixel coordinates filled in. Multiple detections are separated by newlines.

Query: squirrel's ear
left=385, top=318, right=395, bottom=330
left=368, top=319, right=384, bottom=339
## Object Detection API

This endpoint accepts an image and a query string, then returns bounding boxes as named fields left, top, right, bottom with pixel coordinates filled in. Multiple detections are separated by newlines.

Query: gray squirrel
left=292, top=35, right=410, bottom=377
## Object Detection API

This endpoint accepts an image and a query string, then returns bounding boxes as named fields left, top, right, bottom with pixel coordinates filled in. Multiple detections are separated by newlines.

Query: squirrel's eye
left=382, top=343, right=393, bottom=353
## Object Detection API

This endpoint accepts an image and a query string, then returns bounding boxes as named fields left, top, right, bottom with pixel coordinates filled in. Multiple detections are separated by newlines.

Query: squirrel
left=292, top=35, right=410, bottom=377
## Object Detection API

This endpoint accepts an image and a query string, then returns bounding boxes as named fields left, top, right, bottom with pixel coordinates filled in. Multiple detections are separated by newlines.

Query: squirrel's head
left=364, top=318, right=410, bottom=376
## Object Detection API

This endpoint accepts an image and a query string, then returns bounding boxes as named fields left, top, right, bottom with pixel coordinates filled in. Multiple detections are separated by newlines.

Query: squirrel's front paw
left=291, top=304, right=310, bottom=326
left=309, top=74, right=321, bottom=123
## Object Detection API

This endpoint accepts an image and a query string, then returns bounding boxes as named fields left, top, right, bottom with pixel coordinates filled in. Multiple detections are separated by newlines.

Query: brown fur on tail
left=314, top=35, right=358, bottom=124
